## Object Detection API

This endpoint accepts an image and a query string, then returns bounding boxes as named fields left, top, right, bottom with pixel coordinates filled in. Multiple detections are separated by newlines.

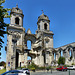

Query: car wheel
left=66, top=70, right=67, bottom=71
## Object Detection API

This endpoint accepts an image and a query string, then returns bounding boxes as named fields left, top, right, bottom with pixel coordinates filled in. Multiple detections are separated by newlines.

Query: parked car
left=1, top=70, right=26, bottom=75
left=56, top=66, right=67, bottom=71
left=21, top=68, right=30, bottom=75
left=67, top=65, right=75, bottom=70
left=0, top=66, right=4, bottom=70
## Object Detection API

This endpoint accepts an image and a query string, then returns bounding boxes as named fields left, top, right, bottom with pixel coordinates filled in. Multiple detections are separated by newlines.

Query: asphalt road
left=31, top=70, right=75, bottom=75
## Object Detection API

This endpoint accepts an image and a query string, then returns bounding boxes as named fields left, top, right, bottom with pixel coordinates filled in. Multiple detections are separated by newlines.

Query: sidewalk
left=30, top=69, right=56, bottom=73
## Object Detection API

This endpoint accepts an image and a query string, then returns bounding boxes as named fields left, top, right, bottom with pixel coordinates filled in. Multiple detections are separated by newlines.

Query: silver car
left=67, top=65, right=75, bottom=70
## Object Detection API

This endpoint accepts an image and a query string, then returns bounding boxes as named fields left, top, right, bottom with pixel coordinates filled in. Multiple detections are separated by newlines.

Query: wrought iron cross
left=41, top=10, right=44, bottom=14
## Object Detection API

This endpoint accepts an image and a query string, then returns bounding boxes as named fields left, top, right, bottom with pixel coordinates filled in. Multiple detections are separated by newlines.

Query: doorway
left=16, top=51, right=19, bottom=68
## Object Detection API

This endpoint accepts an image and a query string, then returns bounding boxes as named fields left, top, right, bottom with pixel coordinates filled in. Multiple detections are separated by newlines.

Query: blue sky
left=0, top=0, right=75, bottom=62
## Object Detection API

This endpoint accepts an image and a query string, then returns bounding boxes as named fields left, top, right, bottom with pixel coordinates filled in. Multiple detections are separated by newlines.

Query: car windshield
left=70, top=66, right=73, bottom=67
left=63, top=67, right=66, bottom=68
left=22, top=68, right=28, bottom=70
left=59, top=66, right=62, bottom=68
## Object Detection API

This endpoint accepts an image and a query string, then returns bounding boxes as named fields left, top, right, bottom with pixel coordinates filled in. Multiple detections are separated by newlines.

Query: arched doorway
left=16, top=51, right=19, bottom=68
left=25, top=34, right=36, bottom=65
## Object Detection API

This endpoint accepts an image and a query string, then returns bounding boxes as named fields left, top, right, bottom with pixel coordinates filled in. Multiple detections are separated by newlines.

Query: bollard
left=69, top=70, right=70, bottom=75
left=47, top=69, right=49, bottom=73
left=51, top=68, right=52, bottom=74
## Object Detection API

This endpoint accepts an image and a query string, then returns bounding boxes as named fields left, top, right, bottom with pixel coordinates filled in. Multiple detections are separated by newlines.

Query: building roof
left=55, top=42, right=75, bottom=50
left=37, top=13, right=50, bottom=23
left=10, top=5, right=23, bottom=15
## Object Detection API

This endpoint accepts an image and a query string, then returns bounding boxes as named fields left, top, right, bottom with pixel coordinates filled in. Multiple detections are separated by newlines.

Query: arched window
left=61, top=50, right=63, bottom=56
left=27, top=40, right=31, bottom=49
left=69, top=49, right=72, bottom=60
left=15, top=17, right=19, bottom=24
left=44, top=23, right=47, bottom=30
left=27, top=40, right=31, bottom=60
left=54, top=53, right=56, bottom=60
left=69, top=50, right=72, bottom=57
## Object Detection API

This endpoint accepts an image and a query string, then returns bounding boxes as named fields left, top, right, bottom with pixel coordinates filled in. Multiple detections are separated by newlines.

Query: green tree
left=0, top=0, right=10, bottom=50
left=0, top=61, right=6, bottom=66
left=58, top=56, right=65, bottom=65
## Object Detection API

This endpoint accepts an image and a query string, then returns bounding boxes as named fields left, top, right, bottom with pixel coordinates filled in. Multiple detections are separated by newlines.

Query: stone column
left=19, top=53, right=21, bottom=67
left=24, top=53, right=28, bottom=67
left=39, top=50, right=44, bottom=67
left=56, top=54, right=58, bottom=61
left=49, top=54, right=52, bottom=65
left=71, top=48, right=74, bottom=59
left=56, top=51, right=59, bottom=60
left=52, top=52, right=54, bottom=61
left=6, top=35, right=16, bottom=71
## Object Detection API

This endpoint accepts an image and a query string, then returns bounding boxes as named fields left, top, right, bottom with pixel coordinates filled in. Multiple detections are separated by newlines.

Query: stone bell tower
left=37, top=12, right=50, bottom=31
left=37, top=12, right=54, bottom=48
left=35, top=12, right=54, bottom=66
left=10, top=5, right=23, bottom=27
left=6, top=5, right=25, bottom=71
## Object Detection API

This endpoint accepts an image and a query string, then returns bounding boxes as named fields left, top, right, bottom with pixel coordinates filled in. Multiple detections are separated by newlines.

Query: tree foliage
left=28, top=62, right=39, bottom=69
left=0, top=61, right=6, bottom=66
left=58, top=56, right=65, bottom=65
left=0, top=0, right=10, bottom=50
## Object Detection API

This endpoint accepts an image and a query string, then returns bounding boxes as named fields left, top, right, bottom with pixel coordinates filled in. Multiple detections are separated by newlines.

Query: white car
left=19, top=68, right=30, bottom=75
left=67, top=65, right=75, bottom=70
left=22, top=68, right=30, bottom=75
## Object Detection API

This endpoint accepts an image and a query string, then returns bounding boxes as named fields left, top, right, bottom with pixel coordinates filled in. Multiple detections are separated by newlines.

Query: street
left=31, top=70, right=75, bottom=75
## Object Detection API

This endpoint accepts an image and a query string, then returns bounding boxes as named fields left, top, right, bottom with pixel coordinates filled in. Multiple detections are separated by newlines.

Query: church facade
left=5, top=5, right=75, bottom=70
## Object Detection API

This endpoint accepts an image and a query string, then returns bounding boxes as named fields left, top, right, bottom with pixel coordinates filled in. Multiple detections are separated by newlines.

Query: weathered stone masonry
left=5, top=5, right=75, bottom=71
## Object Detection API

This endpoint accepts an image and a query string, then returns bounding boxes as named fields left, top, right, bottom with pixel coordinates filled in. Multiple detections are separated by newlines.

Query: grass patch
left=0, top=69, right=6, bottom=74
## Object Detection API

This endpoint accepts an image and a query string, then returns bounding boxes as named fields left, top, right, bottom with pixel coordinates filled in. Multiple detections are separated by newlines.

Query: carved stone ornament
left=12, top=32, right=21, bottom=40
left=45, top=37, right=49, bottom=42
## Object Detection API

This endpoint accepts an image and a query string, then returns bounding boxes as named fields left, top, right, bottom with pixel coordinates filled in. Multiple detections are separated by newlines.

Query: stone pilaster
left=24, top=53, right=27, bottom=67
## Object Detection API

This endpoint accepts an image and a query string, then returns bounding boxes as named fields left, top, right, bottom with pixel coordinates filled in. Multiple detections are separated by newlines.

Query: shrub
left=63, top=65, right=69, bottom=67
left=38, top=66, right=45, bottom=70
left=27, top=62, right=39, bottom=69
left=72, top=63, right=75, bottom=65
left=46, top=66, right=51, bottom=70
left=30, top=68, right=35, bottom=72
left=58, top=56, right=65, bottom=65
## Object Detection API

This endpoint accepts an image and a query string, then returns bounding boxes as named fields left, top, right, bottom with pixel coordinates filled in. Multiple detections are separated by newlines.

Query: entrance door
left=16, top=51, right=19, bottom=68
